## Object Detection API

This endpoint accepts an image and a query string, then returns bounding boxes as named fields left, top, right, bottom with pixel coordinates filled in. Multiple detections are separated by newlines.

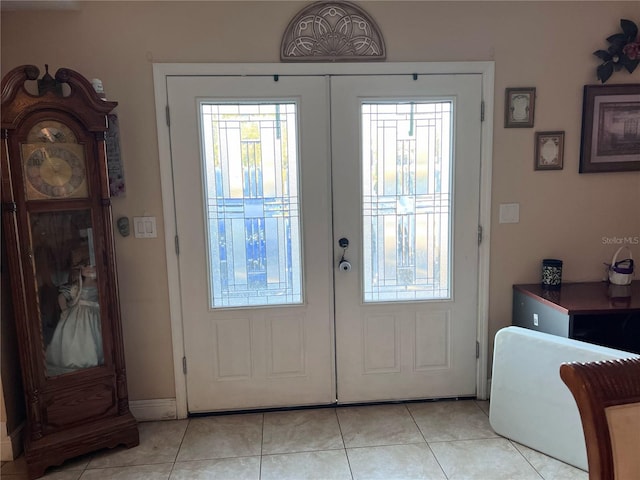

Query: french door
left=165, top=71, right=482, bottom=412
left=331, top=75, right=481, bottom=402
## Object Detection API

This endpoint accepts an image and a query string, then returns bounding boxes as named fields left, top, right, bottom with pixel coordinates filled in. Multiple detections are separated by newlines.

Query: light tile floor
left=1, top=399, right=588, bottom=480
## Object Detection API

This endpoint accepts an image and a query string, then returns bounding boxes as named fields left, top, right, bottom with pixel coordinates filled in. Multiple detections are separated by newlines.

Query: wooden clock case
left=1, top=65, right=138, bottom=479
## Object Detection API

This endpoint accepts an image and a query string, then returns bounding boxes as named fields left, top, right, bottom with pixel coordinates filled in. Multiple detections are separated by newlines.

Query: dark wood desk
left=513, top=282, right=640, bottom=354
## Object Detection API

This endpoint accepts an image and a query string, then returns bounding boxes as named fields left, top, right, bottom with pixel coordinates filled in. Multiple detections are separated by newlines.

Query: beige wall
left=2, top=1, right=639, bottom=404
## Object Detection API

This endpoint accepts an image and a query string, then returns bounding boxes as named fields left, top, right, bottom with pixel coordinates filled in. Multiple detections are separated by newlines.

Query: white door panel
left=167, top=76, right=334, bottom=412
left=331, top=75, right=481, bottom=402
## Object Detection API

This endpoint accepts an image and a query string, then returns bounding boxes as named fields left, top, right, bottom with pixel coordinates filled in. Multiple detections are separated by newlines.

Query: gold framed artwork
left=534, top=131, right=564, bottom=170
left=579, top=84, right=640, bottom=173
left=505, top=87, right=536, bottom=128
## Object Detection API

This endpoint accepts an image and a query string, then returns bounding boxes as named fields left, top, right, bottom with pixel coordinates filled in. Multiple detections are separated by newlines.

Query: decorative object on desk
left=505, top=87, right=535, bottom=128
left=541, top=258, right=563, bottom=289
left=593, top=19, right=639, bottom=84
left=534, top=131, right=564, bottom=170
left=607, top=245, right=634, bottom=285
left=579, top=84, right=640, bottom=173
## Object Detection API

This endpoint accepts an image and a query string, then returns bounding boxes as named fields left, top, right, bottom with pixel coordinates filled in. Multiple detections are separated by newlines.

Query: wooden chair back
left=560, top=357, right=640, bottom=480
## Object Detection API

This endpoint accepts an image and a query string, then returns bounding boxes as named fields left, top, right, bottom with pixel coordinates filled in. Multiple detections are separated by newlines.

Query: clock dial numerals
left=22, top=143, right=88, bottom=200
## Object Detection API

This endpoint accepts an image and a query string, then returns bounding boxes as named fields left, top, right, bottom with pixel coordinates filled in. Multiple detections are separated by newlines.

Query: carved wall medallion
left=281, top=1, right=386, bottom=62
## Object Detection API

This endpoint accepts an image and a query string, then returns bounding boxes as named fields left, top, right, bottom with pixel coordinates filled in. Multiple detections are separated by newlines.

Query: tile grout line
left=168, top=416, right=191, bottom=476
left=333, top=407, right=355, bottom=480
left=74, top=453, right=91, bottom=479
left=405, top=402, right=451, bottom=480
left=509, top=440, right=546, bottom=480
left=473, top=399, right=490, bottom=417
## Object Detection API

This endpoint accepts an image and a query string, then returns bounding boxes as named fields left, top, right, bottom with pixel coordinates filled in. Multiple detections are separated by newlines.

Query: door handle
left=338, top=237, right=351, bottom=272
left=339, top=259, right=352, bottom=272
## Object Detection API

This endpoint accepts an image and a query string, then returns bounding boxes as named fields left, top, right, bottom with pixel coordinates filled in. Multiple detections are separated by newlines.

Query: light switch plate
left=133, top=216, right=157, bottom=238
left=499, top=203, right=520, bottom=224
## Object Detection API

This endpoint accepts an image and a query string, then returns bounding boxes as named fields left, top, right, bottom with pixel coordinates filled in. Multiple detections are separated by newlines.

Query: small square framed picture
left=535, top=131, right=565, bottom=170
left=505, top=87, right=536, bottom=128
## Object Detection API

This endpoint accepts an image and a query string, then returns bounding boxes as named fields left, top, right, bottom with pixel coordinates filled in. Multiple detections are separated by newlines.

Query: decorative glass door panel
left=362, top=102, right=452, bottom=302
left=200, top=103, right=302, bottom=308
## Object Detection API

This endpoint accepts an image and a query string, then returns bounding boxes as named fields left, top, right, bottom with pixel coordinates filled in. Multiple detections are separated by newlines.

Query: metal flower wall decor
left=594, top=19, right=640, bottom=83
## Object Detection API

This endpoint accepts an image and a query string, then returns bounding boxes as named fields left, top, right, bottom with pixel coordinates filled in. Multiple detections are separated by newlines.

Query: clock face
left=22, top=121, right=88, bottom=200
left=26, top=120, right=77, bottom=144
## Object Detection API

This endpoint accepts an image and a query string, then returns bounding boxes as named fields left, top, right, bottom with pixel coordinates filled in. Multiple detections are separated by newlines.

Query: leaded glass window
left=200, top=103, right=302, bottom=308
left=362, top=101, right=453, bottom=302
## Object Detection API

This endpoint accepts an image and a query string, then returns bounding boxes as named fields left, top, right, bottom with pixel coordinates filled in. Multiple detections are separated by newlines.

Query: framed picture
left=505, top=87, right=536, bottom=128
left=579, top=84, right=640, bottom=173
left=535, top=131, right=564, bottom=170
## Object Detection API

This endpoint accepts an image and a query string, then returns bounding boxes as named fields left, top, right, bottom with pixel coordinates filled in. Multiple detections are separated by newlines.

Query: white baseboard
left=129, top=398, right=177, bottom=422
left=1, top=421, right=23, bottom=461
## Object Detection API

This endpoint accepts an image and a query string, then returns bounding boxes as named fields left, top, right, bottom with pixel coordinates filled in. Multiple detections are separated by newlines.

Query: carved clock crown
left=1, top=64, right=117, bottom=132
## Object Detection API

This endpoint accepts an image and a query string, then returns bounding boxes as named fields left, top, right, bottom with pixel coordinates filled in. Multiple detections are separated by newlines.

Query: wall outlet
left=533, top=313, right=539, bottom=326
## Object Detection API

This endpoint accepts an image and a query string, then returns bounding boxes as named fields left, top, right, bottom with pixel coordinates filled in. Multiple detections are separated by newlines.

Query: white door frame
left=152, top=62, right=494, bottom=419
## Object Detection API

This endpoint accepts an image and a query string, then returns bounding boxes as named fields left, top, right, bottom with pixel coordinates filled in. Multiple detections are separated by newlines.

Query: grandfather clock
left=1, top=65, right=138, bottom=479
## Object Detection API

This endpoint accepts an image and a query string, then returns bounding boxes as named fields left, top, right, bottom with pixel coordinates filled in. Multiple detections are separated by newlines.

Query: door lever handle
left=337, top=237, right=351, bottom=272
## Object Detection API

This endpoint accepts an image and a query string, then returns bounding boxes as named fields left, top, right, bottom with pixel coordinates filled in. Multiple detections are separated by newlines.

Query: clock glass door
left=30, top=210, right=105, bottom=376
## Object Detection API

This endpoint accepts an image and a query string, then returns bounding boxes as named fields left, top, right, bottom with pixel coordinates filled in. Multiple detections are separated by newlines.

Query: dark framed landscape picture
left=579, top=84, right=640, bottom=173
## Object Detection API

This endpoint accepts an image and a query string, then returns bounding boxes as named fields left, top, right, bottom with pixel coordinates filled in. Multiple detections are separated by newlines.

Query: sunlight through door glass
left=200, top=103, right=302, bottom=308
left=362, top=101, right=453, bottom=302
